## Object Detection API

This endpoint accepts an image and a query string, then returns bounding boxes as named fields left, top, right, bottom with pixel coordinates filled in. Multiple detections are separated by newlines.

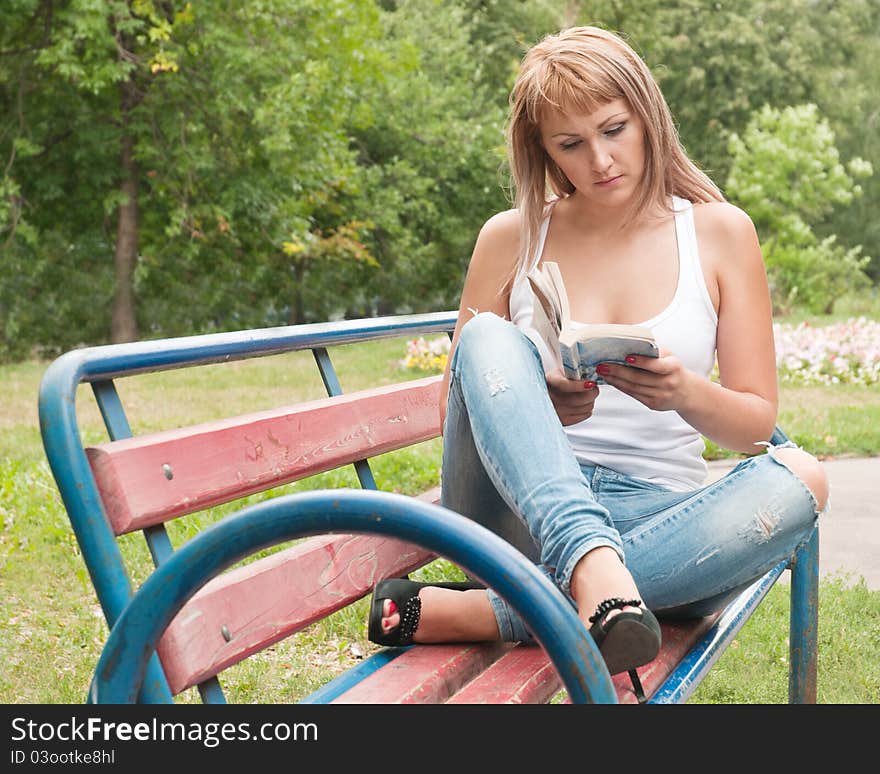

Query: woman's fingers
left=546, top=369, right=599, bottom=425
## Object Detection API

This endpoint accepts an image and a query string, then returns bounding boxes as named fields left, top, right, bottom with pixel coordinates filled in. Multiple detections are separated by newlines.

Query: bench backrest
left=39, top=312, right=457, bottom=702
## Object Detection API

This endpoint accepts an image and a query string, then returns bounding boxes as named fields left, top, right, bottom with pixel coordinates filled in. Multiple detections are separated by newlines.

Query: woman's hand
left=596, top=349, right=697, bottom=412
left=546, top=369, right=600, bottom=426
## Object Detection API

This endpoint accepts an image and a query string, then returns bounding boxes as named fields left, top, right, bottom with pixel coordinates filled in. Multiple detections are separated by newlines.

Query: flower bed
left=774, top=317, right=880, bottom=386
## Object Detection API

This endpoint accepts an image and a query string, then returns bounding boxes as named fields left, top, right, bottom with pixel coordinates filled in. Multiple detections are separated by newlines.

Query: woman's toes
left=601, top=604, right=643, bottom=624
left=381, top=599, right=399, bottom=633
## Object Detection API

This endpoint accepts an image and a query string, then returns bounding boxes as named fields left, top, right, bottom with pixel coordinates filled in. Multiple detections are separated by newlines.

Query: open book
left=527, top=261, right=659, bottom=382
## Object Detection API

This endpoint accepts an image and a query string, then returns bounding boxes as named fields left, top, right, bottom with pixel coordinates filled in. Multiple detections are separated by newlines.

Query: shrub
left=726, top=103, right=873, bottom=315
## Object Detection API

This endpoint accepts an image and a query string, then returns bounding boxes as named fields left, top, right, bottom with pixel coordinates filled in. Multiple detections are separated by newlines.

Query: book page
left=541, top=262, right=571, bottom=330
left=559, top=323, right=655, bottom=349
left=527, top=265, right=563, bottom=333
left=527, top=286, right=563, bottom=368
left=529, top=261, right=658, bottom=380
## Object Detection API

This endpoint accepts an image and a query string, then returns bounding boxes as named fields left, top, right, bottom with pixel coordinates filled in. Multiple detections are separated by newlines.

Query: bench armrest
left=87, top=489, right=618, bottom=704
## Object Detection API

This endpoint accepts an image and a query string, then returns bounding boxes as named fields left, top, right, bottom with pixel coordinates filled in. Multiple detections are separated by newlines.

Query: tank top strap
left=672, top=196, right=698, bottom=277
left=528, top=212, right=552, bottom=272
left=671, top=195, right=718, bottom=324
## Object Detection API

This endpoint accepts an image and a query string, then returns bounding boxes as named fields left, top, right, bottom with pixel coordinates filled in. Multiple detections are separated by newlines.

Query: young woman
left=367, top=26, right=827, bottom=696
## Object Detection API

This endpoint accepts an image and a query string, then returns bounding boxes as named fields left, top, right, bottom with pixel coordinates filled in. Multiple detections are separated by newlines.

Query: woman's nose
left=591, top=146, right=613, bottom=175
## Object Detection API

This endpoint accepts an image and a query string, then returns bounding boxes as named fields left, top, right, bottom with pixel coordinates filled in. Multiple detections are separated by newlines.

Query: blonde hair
left=506, top=26, right=723, bottom=273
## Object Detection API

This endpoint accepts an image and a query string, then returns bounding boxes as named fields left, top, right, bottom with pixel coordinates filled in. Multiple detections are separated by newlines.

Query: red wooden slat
left=347, top=614, right=720, bottom=705
left=331, top=642, right=515, bottom=704
left=446, top=644, right=562, bottom=704
left=157, top=487, right=442, bottom=695
left=87, top=377, right=443, bottom=535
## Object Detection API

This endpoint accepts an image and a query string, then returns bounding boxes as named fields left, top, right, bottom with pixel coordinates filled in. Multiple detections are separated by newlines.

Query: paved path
left=707, top=455, right=879, bottom=590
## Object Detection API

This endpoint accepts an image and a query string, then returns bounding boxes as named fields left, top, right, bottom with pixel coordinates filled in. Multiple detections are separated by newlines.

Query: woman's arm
left=599, top=202, right=778, bottom=453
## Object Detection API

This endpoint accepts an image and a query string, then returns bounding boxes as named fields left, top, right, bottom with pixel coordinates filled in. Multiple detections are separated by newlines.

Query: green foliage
left=761, top=237, right=869, bottom=315
left=1, top=0, right=878, bottom=359
left=569, top=1, right=820, bottom=178
left=339, top=0, right=513, bottom=315
left=725, top=103, right=873, bottom=314
left=801, top=0, right=880, bottom=281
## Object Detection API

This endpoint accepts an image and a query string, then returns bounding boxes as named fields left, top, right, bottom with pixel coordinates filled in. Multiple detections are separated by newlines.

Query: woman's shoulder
left=458, top=209, right=523, bottom=311
left=478, top=207, right=521, bottom=241
left=690, top=199, right=765, bottom=297
left=691, top=200, right=758, bottom=243
left=471, top=208, right=522, bottom=267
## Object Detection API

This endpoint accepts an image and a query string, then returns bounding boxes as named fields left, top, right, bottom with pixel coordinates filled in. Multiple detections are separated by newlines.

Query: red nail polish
left=625, top=355, right=636, bottom=364
left=584, top=381, right=596, bottom=389
left=386, top=600, right=397, bottom=615
left=597, top=364, right=611, bottom=375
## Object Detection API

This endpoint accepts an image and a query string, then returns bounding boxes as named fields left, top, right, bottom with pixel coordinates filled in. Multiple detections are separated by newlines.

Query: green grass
left=690, top=574, right=880, bottom=703
left=703, top=382, right=880, bottom=460
left=775, top=290, right=880, bottom=325
left=1, top=331, right=878, bottom=704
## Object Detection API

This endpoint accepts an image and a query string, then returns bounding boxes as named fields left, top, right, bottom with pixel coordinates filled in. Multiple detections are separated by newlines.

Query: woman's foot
left=368, top=579, right=499, bottom=645
left=587, top=597, right=661, bottom=674
left=569, top=546, right=646, bottom=630
left=570, top=547, right=661, bottom=684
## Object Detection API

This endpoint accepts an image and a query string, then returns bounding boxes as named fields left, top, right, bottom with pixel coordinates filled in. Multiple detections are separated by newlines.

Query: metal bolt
left=221, top=625, right=232, bottom=642
left=162, top=464, right=173, bottom=480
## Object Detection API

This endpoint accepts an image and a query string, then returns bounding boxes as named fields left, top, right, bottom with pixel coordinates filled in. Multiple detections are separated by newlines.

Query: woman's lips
left=595, top=175, right=623, bottom=187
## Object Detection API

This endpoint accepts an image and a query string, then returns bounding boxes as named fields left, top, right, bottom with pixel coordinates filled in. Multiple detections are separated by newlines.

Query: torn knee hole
left=739, top=506, right=783, bottom=544
left=483, top=367, right=509, bottom=396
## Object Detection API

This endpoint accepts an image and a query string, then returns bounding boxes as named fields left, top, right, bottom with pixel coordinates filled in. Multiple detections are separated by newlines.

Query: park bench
left=38, top=312, right=819, bottom=704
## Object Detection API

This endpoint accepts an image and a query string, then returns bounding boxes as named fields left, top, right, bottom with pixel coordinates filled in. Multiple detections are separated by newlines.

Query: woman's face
left=539, top=98, right=647, bottom=208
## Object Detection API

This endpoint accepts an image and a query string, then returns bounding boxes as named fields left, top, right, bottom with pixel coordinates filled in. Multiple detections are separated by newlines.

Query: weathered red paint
left=86, top=377, right=443, bottom=535
left=446, top=644, right=561, bottom=704
left=334, top=614, right=720, bottom=704
left=332, top=642, right=514, bottom=704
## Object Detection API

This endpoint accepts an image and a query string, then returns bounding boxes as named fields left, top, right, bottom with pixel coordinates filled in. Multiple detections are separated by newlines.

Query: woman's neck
left=560, top=191, right=667, bottom=235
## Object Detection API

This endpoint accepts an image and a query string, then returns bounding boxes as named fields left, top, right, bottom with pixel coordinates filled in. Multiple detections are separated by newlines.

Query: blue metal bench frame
left=38, top=312, right=819, bottom=704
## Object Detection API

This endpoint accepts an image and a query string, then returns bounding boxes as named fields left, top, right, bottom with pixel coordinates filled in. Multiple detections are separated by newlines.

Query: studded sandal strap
left=396, top=596, right=422, bottom=645
left=588, top=597, right=643, bottom=625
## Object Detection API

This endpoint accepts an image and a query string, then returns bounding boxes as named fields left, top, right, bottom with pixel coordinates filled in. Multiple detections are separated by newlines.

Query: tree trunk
left=111, top=78, right=140, bottom=343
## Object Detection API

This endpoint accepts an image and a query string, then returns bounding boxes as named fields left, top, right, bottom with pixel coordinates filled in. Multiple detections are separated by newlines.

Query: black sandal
left=588, top=597, right=661, bottom=703
left=367, top=577, right=485, bottom=647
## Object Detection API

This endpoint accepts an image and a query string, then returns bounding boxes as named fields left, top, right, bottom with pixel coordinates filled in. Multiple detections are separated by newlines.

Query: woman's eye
left=605, top=123, right=625, bottom=136
left=560, top=140, right=581, bottom=151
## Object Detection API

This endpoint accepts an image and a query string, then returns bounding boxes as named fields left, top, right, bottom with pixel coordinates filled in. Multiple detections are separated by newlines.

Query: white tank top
left=509, top=196, right=718, bottom=491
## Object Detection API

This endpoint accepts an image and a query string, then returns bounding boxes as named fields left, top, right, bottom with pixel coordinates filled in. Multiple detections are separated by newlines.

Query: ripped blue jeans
left=440, top=313, right=821, bottom=642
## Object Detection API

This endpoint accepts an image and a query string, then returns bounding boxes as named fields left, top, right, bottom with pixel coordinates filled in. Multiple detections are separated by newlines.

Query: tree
left=808, top=0, right=880, bottom=280
left=0, top=0, right=389, bottom=356
left=342, top=0, right=511, bottom=316
left=18, top=1, right=199, bottom=342
left=725, top=103, right=873, bottom=314
left=3, top=0, right=877, bottom=360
